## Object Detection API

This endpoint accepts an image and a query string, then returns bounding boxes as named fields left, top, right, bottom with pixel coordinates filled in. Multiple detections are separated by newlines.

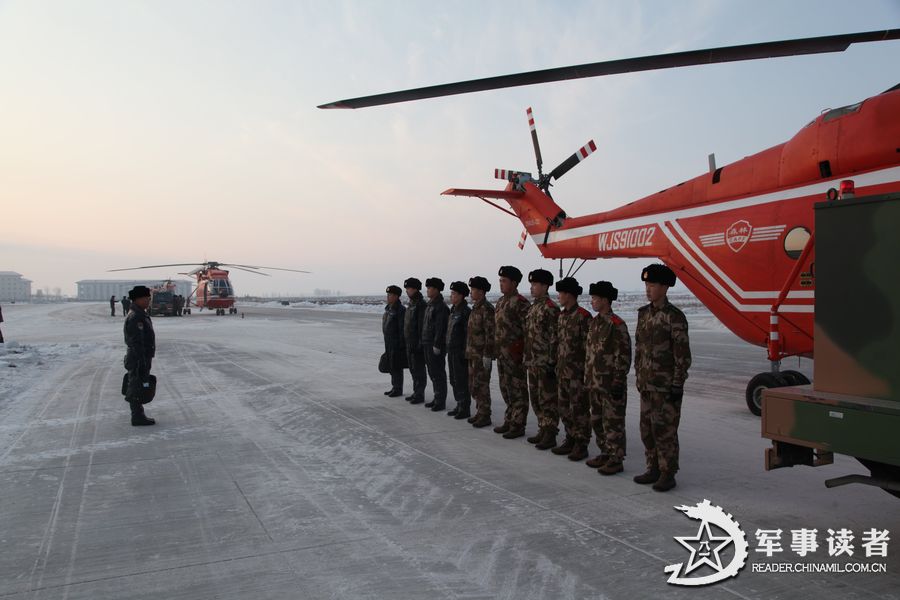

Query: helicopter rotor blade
left=526, top=107, right=544, bottom=177
left=318, top=30, right=900, bottom=109
left=108, top=263, right=204, bottom=272
left=228, top=266, right=272, bottom=276
left=548, top=140, right=597, bottom=182
left=220, top=263, right=311, bottom=273
left=494, top=169, right=529, bottom=182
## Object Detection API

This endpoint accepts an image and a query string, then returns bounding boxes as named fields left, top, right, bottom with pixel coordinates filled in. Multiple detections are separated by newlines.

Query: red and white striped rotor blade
left=517, top=229, right=528, bottom=250
left=548, top=140, right=597, bottom=181
left=494, top=168, right=520, bottom=181
left=526, top=107, right=543, bottom=175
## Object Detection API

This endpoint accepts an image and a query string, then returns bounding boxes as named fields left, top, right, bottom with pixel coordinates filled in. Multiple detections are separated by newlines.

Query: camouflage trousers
left=468, top=358, right=492, bottom=418
left=558, top=374, right=590, bottom=444
left=497, top=358, right=528, bottom=429
left=447, top=350, right=470, bottom=411
left=527, top=367, right=559, bottom=432
left=589, top=383, right=627, bottom=461
left=639, top=390, right=681, bottom=474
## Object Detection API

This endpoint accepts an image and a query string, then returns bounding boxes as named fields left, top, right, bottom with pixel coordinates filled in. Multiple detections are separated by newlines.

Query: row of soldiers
left=381, top=263, right=691, bottom=492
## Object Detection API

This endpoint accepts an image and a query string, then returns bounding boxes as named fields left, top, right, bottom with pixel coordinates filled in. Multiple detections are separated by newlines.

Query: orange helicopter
left=320, top=30, right=900, bottom=414
left=109, top=261, right=310, bottom=316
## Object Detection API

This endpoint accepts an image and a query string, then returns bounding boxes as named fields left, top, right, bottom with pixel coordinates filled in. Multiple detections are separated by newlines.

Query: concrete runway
left=0, top=303, right=897, bottom=599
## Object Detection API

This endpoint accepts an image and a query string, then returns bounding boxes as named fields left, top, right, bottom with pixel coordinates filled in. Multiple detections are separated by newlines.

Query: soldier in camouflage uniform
left=382, top=285, right=406, bottom=397
left=446, top=281, right=472, bottom=419
left=633, top=264, right=691, bottom=492
left=493, top=266, right=531, bottom=439
left=553, top=277, right=592, bottom=461
left=422, top=277, right=450, bottom=412
left=465, top=276, right=495, bottom=428
left=584, top=281, right=632, bottom=475
left=403, top=277, right=428, bottom=404
left=524, top=269, right=560, bottom=449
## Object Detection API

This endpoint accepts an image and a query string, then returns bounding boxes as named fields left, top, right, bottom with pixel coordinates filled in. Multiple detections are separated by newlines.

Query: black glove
left=611, top=382, right=625, bottom=401
left=669, top=386, right=684, bottom=404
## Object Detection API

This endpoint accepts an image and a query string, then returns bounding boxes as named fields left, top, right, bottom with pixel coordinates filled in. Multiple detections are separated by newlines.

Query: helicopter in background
left=110, top=261, right=310, bottom=315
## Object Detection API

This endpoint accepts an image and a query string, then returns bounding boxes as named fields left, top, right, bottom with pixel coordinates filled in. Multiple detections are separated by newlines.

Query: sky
left=2, top=0, right=898, bottom=296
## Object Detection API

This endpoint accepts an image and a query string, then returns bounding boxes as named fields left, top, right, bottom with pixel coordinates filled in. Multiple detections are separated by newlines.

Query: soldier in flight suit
left=446, top=281, right=472, bottom=419
left=584, top=281, right=632, bottom=475
left=465, top=276, right=495, bottom=428
left=493, top=266, right=530, bottom=439
left=421, top=277, right=450, bottom=412
left=403, top=277, right=428, bottom=404
left=553, top=277, right=592, bottom=461
left=524, top=268, right=560, bottom=450
left=382, top=285, right=406, bottom=397
left=633, top=264, right=691, bottom=492
left=123, top=286, right=156, bottom=426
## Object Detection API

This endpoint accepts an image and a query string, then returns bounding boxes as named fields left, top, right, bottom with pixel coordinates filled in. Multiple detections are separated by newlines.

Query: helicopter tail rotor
left=547, top=139, right=597, bottom=183
left=527, top=107, right=544, bottom=179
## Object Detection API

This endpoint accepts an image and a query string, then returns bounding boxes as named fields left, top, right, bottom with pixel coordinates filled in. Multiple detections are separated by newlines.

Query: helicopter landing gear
left=745, top=365, right=811, bottom=416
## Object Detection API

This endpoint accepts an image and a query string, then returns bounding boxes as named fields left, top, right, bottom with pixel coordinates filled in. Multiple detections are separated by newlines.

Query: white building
left=76, top=279, right=194, bottom=301
left=0, top=272, right=32, bottom=302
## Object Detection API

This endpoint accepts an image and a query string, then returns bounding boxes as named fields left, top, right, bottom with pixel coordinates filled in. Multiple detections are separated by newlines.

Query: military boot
left=447, top=406, right=459, bottom=417
left=454, top=406, right=471, bottom=420
left=502, top=427, right=525, bottom=439
left=424, top=401, right=435, bottom=408
left=387, top=390, right=403, bottom=398
left=585, top=454, right=609, bottom=468
left=633, top=468, right=661, bottom=485
left=550, top=436, right=574, bottom=455
left=130, top=402, right=155, bottom=427
left=472, top=415, right=492, bottom=428
left=598, top=460, right=624, bottom=475
left=567, top=443, right=589, bottom=461
left=466, top=414, right=479, bottom=423
left=408, top=397, right=424, bottom=405
left=527, top=427, right=546, bottom=444
left=405, top=394, right=415, bottom=401
left=652, top=472, right=677, bottom=492
left=430, top=401, right=446, bottom=412
left=536, top=429, right=558, bottom=451
left=493, top=422, right=510, bottom=434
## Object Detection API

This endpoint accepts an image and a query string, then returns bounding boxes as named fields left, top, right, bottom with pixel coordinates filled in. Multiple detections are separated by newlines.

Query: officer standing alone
left=634, top=264, right=691, bottom=492
left=123, top=286, right=156, bottom=426
left=110, top=295, right=117, bottom=317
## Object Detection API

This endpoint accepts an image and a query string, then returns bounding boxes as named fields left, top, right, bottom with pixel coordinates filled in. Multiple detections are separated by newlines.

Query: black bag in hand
left=378, top=353, right=389, bottom=374
left=122, top=373, right=157, bottom=404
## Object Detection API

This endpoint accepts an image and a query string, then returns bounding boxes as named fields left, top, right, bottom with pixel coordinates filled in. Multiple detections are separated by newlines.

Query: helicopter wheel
left=779, top=370, right=811, bottom=386
left=745, top=372, right=789, bottom=416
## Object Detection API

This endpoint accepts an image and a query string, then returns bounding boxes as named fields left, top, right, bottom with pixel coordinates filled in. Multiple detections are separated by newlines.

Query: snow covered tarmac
left=1, top=303, right=898, bottom=599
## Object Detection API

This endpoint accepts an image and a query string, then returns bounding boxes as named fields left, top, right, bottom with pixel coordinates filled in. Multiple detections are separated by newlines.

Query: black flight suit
left=403, top=292, right=427, bottom=401
left=382, top=300, right=406, bottom=394
left=124, top=305, right=155, bottom=420
left=447, top=300, right=472, bottom=414
left=421, top=294, right=450, bottom=409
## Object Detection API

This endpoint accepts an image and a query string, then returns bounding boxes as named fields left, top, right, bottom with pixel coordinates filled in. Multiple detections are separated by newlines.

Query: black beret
left=386, top=285, right=402, bottom=296
left=468, top=276, right=491, bottom=292
left=528, top=268, right=554, bottom=286
left=641, top=263, right=676, bottom=287
left=555, top=277, right=582, bottom=296
left=498, top=265, right=522, bottom=283
left=589, top=281, right=618, bottom=301
left=404, top=277, right=422, bottom=290
left=449, top=281, right=469, bottom=296
left=128, top=285, right=152, bottom=300
left=425, top=277, right=445, bottom=291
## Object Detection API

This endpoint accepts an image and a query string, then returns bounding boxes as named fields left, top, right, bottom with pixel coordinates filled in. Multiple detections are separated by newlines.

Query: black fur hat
left=468, top=276, right=491, bottom=292
left=403, top=277, right=422, bottom=290
left=449, top=281, right=469, bottom=297
left=497, top=265, right=522, bottom=283
left=386, top=285, right=402, bottom=296
left=528, top=268, right=554, bottom=286
left=128, top=285, right=152, bottom=300
left=641, top=263, right=676, bottom=287
left=425, top=277, right=445, bottom=291
left=555, top=277, right=582, bottom=295
left=588, top=281, right=618, bottom=301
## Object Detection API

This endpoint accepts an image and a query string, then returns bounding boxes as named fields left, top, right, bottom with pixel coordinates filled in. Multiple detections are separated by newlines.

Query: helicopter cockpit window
left=784, top=226, right=811, bottom=260
left=822, top=102, right=862, bottom=123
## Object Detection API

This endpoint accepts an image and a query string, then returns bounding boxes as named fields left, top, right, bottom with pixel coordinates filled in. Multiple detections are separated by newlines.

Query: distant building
left=76, top=279, right=194, bottom=301
left=0, top=272, right=32, bottom=302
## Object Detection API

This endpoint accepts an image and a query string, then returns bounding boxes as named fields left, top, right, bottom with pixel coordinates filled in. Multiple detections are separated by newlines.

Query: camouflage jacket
left=465, top=298, right=495, bottom=360
left=421, top=294, right=450, bottom=351
left=404, top=292, right=426, bottom=351
left=524, top=294, right=559, bottom=368
left=446, top=300, right=471, bottom=355
left=585, top=310, right=632, bottom=389
left=556, top=303, right=591, bottom=380
left=634, top=300, right=691, bottom=392
left=383, top=300, right=406, bottom=352
left=495, top=292, right=530, bottom=362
